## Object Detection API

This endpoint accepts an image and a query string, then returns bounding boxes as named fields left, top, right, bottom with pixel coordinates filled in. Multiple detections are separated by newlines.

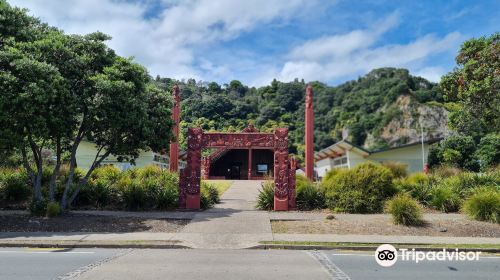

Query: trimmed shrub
left=381, top=161, right=408, bottom=178
left=322, top=163, right=396, bottom=213
left=296, top=179, right=324, bottom=210
left=462, top=188, right=500, bottom=223
left=256, top=181, right=274, bottom=210
left=46, top=202, right=62, bottom=217
left=385, top=194, right=424, bottom=226
left=430, top=184, right=461, bottom=213
left=394, top=172, right=433, bottom=205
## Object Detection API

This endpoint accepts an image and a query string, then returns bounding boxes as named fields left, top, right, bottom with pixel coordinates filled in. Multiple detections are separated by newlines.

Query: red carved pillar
left=288, top=156, right=297, bottom=210
left=201, top=157, right=211, bottom=179
left=169, top=85, right=181, bottom=172
left=305, top=85, right=314, bottom=180
left=179, top=128, right=203, bottom=209
left=248, top=148, right=252, bottom=180
left=273, top=128, right=289, bottom=211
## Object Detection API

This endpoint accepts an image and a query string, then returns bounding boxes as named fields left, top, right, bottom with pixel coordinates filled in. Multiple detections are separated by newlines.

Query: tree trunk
left=48, top=139, right=61, bottom=202
left=65, top=149, right=111, bottom=209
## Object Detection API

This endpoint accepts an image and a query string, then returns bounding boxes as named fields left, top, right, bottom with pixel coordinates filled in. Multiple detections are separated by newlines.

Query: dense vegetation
left=256, top=164, right=499, bottom=224
left=154, top=67, right=445, bottom=162
left=433, top=33, right=500, bottom=171
left=0, top=165, right=222, bottom=215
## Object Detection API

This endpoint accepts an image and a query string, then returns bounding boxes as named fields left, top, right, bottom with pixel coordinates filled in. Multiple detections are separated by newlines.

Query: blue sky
left=8, top=0, right=500, bottom=86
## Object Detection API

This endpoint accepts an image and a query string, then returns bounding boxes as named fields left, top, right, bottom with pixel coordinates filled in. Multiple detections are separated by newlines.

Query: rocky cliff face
left=364, top=95, right=450, bottom=148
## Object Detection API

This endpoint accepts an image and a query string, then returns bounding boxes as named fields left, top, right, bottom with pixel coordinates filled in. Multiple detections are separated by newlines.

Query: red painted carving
left=273, top=128, right=289, bottom=211
left=305, top=85, right=314, bottom=180
left=288, top=156, right=297, bottom=210
left=201, top=157, right=211, bottom=179
left=179, top=126, right=296, bottom=210
left=169, top=85, right=181, bottom=172
left=202, top=133, right=274, bottom=148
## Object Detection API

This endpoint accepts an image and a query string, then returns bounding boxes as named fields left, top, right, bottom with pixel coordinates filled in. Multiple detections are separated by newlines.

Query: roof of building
left=314, top=138, right=442, bottom=161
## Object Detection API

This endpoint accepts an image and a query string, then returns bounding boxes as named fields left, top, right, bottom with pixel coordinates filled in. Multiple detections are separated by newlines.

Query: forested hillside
left=155, top=68, right=449, bottom=162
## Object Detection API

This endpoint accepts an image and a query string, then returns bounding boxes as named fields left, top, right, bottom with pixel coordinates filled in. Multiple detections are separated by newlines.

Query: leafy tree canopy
left=440, top=33, right=500, bottom=139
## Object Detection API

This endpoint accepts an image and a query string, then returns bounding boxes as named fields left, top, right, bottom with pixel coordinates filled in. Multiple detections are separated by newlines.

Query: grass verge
left=203, top=180, right=233, bottom=195
left=259, top=241, right=500, bottom=250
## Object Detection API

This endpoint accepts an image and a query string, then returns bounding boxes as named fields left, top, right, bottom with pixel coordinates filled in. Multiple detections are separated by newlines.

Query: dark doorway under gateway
left=207, top=149, right=274, bottom=180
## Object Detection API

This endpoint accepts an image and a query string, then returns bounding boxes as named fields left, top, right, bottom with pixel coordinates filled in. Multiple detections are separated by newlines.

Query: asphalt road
left=0, top=248, right=498, bottom=280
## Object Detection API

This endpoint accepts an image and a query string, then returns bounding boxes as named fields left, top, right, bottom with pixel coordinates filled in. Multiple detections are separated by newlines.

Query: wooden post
left=305, top=85, right=314, bottom=180
left=169, top=85, right=181, bottom=172
left=248, top=148, right=252, bottom=180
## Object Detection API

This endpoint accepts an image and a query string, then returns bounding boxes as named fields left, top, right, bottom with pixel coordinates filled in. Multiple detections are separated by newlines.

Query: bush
left=430, top=184, right=461, bottom=212
left=199, top=183, right=218, bottom=210
left=475, top=133, right=500, bottom=171
left=202, top=182, right=220, bottom=204
left=323, top=168, right=341, bottom=182
left=256, top=181, right=274, bottom=210
left=394, top=173, right=433, bottom=205
left=428, top=135, right=480, bottom=171
left=322, top=163, right=396, bottom=213
left=462, top=188, right=500, bottom=223
left=117, top=177, right=146, bottom=210
left=381, top=161, right=408, bottom=178
left=385, top=194, right=423, bottom=226
left=0, top=169, right=31, bottom=202
left=46, top=202, right=62, bottom=217
left=136, top=164, right=163, bottom=179
left=296, top=179, right=324, bottom=210
left=29, top=199, right=47, bottom=216
left=431, top=165, right=462, bottom=178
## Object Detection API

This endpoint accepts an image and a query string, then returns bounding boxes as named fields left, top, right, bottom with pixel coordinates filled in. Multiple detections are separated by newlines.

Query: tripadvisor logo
left=375, top=244, right=481, bottom=267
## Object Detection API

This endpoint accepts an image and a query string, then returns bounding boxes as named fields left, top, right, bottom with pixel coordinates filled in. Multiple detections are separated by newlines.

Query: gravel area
left=272, top=214, right=500, bottom=238
left=0, top=214, right=189, bottom=233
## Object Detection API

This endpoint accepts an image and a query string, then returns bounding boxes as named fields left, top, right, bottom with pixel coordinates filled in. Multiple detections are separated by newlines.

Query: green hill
left=155, top=67, right=449, bottom=162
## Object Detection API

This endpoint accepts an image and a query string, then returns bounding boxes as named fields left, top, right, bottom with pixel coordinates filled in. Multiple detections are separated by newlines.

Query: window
left=256, top=164, right=268, bottom=175
left=331, top=156, right=348, bottom=169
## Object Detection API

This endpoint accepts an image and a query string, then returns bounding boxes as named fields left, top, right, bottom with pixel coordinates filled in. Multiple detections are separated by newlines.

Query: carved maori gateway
left=179, top=127, right=296, bottom=210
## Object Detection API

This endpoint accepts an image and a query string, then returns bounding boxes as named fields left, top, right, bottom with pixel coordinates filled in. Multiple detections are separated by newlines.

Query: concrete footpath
left=1, top=180, right=499, bottom=249
left=171, top=180, right=273, bottom=249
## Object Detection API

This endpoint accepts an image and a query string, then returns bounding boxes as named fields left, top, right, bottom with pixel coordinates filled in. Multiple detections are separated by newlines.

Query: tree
left=428, top=135, right=479, bottom=171
left=0, top=2, right=173, bottom=210
left=475, top=133, right=500, bottom=170
left=440, top=33, right=500, bottom=139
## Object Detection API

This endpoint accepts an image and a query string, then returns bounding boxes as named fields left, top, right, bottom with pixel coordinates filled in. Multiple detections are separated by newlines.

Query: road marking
left=55, top=249, right=133, bottom=280
left=308, top=251, right=351, bottom=280
left=329, top=252, right=500, bottom=259
left=0, top=250, right=95, bottom=254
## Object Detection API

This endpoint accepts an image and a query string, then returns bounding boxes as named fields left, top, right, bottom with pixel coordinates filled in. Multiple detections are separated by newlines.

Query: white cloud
left=414, top=66, right=447, bottom=82
left=276, top=13, right=462, bottom=83
left=288, top=13, right=399, bottom=60
left=6, top=1, right=461, bottom=85
left=9, top=0, right=313, bottom=81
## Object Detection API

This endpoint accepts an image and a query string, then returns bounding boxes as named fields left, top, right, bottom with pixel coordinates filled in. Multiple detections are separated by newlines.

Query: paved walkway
left=172, top=180, right=273, bottom=249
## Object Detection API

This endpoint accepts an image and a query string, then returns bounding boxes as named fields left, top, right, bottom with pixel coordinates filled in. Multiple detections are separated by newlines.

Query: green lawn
left=203, top=180, right=233, bottom=195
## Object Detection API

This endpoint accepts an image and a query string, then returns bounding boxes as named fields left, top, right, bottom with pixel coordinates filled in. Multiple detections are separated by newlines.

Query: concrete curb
left=0, top=240, right=190, bottom=249
left=251, top=244, right=500, bottom=253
